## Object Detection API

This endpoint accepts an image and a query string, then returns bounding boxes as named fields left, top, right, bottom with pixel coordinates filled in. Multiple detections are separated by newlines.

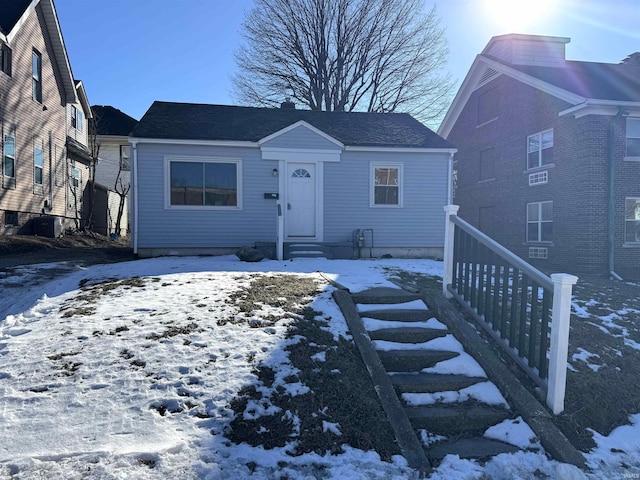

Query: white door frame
left=279, top=159, right=324, bottom=241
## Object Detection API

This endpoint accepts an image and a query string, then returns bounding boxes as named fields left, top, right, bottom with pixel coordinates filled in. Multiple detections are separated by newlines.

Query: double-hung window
left=625, top=198, right=640, bottom=244
left=71, top=106, right=83, bottom=131
left=371, top=163, right=402, bottom=207
left=0, top=43, right=11, bottom=76
left=527, top=129, right=553, bottom=169
left=168, top=157, right=241, bottom=208
left=32, top=50, right=42, bottom=103
left=120, top=145, right=131, bottom=171
left=3, top=130, right=15, bottom=178
left=626, top=119, right=640, bottom=159
left=527, top=201, right=553, bottom=242
left=34, top=139, right=44, bottom=185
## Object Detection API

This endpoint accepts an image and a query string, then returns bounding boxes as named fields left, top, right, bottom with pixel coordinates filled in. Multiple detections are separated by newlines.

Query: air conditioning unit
left=34, top=216, right=63, bottom=238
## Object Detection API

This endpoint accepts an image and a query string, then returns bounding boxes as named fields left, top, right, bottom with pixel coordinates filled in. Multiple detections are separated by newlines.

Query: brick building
left=439, top=34, right=640, bottom=278
left=0, top=0, right=93, bottom=235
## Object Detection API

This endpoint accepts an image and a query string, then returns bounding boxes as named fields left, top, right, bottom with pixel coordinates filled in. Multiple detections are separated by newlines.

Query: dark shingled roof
left=91, top=105, right=138, bottom=136
left=130, top=102, right=455, bottom=149
left=492, top=57, right=640, bottom=102
left=0, top=0, right=33, bottom=36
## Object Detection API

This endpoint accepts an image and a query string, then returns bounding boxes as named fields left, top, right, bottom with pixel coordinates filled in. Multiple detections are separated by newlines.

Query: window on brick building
left=625, top=198, right=640, bottom=244
left=479, top=147, right=496, bottom=181
left=527, top=201, right=553, bottom=242
left=477, top=88, right=499, bottom=125
left=626, top=119, right=640, bottom=158
left=527, top=129, right=553, bottom=169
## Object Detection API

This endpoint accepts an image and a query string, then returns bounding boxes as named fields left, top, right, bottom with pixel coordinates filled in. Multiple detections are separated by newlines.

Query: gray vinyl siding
left=136, top=142, right=278, bottom=248
left=261, top=125, right=342, bottom=150
left=324, top=151, right=449, bottom=247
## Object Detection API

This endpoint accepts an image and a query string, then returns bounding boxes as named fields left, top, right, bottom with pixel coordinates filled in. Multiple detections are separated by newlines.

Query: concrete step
left=379, top=351, right=459, bottom=372
left=369, top=327, right=447, bottom=344
left=427, top=437, right=521, bottom=461
left=352, top=287, right=423, bottom=304
left=359, top=309, right=434, bottom=322
left=390, top=372, right=482, bottom=392
left=405, top=405, right=512, bottom=435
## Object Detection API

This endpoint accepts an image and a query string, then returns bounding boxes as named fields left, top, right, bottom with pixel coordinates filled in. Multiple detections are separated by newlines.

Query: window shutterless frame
left=370, top=162, right=403, bottom=207
left=34, top=139, right=44, bottom=185
left=625, top=197, right=640, bottom=244
left=626, top=118, right=640, bottom=159
left=164, top=156, right=242, bottom=210
left=526, top=201, right=553, bottom=243
left=3, top=129, right=15, bottom=178
left=32, top=50, right=42, bottom=103
left=0, top=43, right=12, bottom=76
left=527, top=129, right=553, bottom=170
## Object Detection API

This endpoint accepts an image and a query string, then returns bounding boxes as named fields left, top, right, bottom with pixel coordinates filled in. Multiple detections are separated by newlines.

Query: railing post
left=276, top=203, right=284, bottom=261
left=547, top=273, right=578, bottom=415
left=442, top=205, right=459, bottom=298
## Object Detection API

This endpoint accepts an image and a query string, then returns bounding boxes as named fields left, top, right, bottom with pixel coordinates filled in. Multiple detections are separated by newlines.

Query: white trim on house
left=370, top=161, right=404, bottom=208
left=559, top=101, right=640, bottom=119
left=260, top=147, right=341, bottom=163
left=345, top=146, right=457, bottom=154
left=258, top=120, right=345, bottom=148
left=283, top=161, right=324, bottom=241
left=128, top=137, right=256, bottom=148
left=6, top=0, right=39, bottom=43
left=163, top=155, right=243, bottom=211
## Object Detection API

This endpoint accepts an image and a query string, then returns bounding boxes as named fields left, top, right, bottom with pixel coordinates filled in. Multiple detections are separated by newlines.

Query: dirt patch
left=0, top=231, right=133, bottom=268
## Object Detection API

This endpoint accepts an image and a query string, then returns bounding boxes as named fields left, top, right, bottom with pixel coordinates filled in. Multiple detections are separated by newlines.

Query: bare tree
left=233, top=0, right=453, bottom=125
left=85, top=114, right=100, bottom=231
left=112, top=153, right=130, bottom=237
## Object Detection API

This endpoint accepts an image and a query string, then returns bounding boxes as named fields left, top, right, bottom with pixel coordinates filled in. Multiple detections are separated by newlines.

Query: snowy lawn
left=0, top=256, right=638, bottom=479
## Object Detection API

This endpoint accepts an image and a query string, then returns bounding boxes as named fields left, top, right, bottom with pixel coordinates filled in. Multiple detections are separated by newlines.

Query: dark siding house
left=439, top=34, right=640, bottom=278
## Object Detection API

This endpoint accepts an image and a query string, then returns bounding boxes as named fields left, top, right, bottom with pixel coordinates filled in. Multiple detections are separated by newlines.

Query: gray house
left=129, top=101, right=456, bottom=259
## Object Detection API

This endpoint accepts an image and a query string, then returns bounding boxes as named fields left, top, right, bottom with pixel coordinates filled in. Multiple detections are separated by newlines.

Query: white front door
left=286, top=163, right=316, bottom=237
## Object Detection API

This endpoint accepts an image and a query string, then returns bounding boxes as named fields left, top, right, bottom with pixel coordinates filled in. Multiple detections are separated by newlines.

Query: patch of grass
left=61, top=277, right=149, bottom=318
left=224, top=275, right=400, bottom=461
left=146, top=322, right=200, bottom=340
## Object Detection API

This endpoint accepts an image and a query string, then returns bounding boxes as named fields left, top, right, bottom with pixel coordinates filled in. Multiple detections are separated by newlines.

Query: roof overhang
left=12, top=0, right=78, bottom=104
left=559, top=100, right=640, bottom=119
left=75, top=80, right=92, bottom=119
left=66, top=136, right=93, bottom=164
left=438, top=55, right=586, bottom=138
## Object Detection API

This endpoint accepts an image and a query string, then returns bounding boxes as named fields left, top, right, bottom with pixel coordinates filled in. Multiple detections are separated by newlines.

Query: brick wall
left=447, top=74, right=638, bottom=276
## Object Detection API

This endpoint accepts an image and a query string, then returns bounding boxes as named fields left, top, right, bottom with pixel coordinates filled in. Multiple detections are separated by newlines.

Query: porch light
left=272, top=168, right=278, bottom=177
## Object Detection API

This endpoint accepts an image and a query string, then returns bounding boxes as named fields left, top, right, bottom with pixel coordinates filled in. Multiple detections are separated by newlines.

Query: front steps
left=334, top=286, right=533, bottom=468
left=254, top=241, right=352, bottom=260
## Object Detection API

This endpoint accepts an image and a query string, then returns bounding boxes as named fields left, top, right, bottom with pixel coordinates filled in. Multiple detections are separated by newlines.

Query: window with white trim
left=626, top=118, right=640, bottom=158
left=168, top=158, right=241, bottom=208
left=3, top=128, right=15, bottom=178
left=527, top=129, right=553, bottom=169
left=527, top=201, right=553, bottom=242
left=625, top=197, right=640, bottom=244
left=71, top=105, right=83, bottom=132
left=34, top=138, right=44, bottom=185
left=120, top=145, right=131, bottom=171
left=32, top=50, right=42, bottom=103
left=371, top=163, right=402, bottom=207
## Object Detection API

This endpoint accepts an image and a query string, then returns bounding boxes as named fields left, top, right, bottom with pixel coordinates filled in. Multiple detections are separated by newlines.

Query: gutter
left=608, top=109, right=626, bottom=280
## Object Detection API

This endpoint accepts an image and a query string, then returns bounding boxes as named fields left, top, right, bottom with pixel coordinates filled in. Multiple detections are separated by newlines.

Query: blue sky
left=55, top=0, right=640, bottom=125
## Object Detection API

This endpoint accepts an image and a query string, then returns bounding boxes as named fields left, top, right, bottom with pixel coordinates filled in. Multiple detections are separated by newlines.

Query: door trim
left=282, top=159, right=323, bottom=242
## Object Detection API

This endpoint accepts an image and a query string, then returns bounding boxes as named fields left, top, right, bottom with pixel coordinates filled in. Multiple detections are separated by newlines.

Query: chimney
left=280, top=97, right=296, bottom=109
left=482, top=34, right=570, bottom=67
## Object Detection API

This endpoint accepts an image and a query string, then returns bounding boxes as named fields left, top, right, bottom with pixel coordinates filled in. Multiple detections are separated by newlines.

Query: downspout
left=48, top=131, right=53, bottom=213
left=447, top=152, right=454, bottom=204
left=131, top=140, right=139, bottom=255
left=608, top=110, right=624, bottom=281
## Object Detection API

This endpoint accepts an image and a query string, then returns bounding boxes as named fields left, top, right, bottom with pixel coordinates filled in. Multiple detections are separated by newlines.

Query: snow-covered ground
left=0, top=255, right=638, bottom=479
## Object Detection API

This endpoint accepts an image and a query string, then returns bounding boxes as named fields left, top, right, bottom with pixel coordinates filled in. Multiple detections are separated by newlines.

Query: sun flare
left=484, top=0, right=556, bottom=31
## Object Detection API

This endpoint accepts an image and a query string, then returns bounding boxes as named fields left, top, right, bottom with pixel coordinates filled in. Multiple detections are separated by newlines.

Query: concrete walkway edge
left=332, top=290, right=431, bottom=476
left=427, top=293, right=587, bottom=470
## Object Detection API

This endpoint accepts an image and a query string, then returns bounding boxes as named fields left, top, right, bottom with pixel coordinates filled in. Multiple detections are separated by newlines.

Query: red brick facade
left=447, top=75, right=640, bottom=277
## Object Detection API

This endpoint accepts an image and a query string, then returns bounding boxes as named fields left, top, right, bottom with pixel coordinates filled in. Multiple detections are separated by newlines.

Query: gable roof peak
left=483, top=33, right=571, bottom=68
